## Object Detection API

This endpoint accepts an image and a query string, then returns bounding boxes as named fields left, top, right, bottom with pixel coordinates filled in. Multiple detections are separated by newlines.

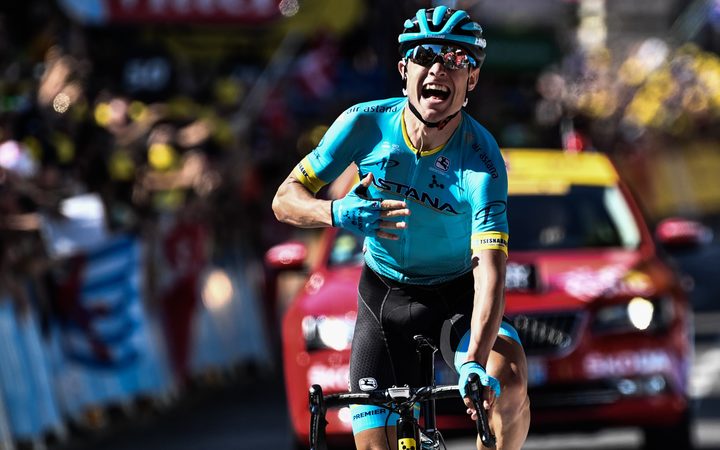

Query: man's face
left=399, top=54, right=479, bottom=123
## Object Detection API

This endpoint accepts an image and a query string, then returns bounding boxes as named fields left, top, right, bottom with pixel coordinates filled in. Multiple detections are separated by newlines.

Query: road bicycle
left=308, top=335, right=496, bottom=449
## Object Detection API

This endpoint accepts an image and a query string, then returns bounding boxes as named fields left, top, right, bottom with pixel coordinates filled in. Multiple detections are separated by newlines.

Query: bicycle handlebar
left=323, top=384, right=459, bottom=408
left=309, top=380, right=496, bottom=449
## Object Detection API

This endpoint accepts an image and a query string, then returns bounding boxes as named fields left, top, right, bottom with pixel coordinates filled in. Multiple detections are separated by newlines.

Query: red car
left=266, top=149, right=700, bottom=449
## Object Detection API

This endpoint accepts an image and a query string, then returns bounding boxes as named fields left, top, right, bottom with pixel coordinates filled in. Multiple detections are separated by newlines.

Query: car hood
left=293, top=265, right=363, bottom=315
left=294, top=249, right=672, bottom=315
left=505, top=248, right=671, bottom=313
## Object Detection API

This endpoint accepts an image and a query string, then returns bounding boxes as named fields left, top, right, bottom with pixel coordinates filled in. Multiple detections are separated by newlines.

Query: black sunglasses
left=405, top=44, right=477, bottom=70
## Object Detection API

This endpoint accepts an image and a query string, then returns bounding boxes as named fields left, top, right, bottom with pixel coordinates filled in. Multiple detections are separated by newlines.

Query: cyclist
left=273, top=7, right=530, bottom=450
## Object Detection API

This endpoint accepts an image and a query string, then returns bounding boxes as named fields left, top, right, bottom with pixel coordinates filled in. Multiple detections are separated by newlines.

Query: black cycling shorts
left=349, top=264, right=478, bottom=394
left=348, top=264, right=521, bottom=434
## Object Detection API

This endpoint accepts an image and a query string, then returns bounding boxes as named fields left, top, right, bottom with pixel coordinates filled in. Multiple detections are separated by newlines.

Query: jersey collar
left=400, top=107, right=456, bottom=158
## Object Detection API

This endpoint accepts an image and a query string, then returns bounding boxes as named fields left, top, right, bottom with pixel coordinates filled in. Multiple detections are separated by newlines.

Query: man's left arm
left=467, top=249, right=507, bottom=369
left=459, top=133, right=509, bottom=406
left=458, top=248, right=506, bottom=413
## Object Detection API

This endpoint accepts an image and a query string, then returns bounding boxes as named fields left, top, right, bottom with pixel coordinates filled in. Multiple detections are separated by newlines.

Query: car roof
left=502, top=149, right=619, bottom=195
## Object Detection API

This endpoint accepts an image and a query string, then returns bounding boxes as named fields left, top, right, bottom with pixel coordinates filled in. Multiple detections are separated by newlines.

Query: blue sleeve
left=292, top=106, right=364, bottom=194
left=465, top=135, right=509, bottom=255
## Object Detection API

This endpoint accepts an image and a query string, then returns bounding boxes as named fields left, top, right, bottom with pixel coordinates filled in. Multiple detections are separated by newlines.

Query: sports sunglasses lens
left=411, top=45, right=439, bottom=66
left=410, top=45, right=473, bottom=69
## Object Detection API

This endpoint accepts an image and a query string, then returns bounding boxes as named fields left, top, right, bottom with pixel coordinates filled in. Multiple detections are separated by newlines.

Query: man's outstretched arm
left=273, top=173, right=333, bottom=228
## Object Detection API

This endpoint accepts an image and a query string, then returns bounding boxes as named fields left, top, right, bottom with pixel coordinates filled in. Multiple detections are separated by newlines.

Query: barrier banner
left=0, top=299, right=63, bottom=441
left=40, top=193, right=110, bottom=260
left=51, top=235, right=172, bottom=417
left=53, top=235, right=143, bottom=367
left=57, top=0, right=282, bottom=25
left=0, top=388, right=12, bottom=450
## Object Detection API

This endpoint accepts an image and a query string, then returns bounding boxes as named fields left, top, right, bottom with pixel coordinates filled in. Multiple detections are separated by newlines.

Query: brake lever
left=467, top=373, right=496, bottom=448
left=309, top=385, right=328, bottom=450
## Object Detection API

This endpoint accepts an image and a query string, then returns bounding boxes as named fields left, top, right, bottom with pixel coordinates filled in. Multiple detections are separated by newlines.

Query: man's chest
left=357, top=139, right=465, bottom=215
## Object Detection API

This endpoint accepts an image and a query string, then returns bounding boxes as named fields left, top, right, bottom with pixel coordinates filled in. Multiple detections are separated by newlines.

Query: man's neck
left=403, top=106, right=461, bottom=152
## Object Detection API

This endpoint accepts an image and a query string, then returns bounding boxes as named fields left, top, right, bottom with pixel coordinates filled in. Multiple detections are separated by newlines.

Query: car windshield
left=329, top=230, right=365, bottom=267
left=328, top=185, right=642, bottom=267
left=508, top=185, right=641, bottom=251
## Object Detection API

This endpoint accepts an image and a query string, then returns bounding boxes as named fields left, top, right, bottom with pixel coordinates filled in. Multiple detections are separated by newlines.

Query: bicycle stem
left=414, top=335, right=438, bottom=439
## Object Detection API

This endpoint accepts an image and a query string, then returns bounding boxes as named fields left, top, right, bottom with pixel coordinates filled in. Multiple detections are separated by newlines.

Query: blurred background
left=0, top=0, right=719, bottom=449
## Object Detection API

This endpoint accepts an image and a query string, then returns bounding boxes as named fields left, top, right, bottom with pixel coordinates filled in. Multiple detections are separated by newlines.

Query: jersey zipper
left=401, top=150, right=425, bottom=270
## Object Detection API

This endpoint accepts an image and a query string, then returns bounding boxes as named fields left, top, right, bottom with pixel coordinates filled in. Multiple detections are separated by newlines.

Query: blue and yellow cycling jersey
left=293, top=97, right=508, bottom=284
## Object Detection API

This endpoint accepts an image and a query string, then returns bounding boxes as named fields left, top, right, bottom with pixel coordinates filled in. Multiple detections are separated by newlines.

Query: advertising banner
left=58, top=0, right=282, bottom=25
left=53, top=235, right=144, bottom=367
left=50, top=236, right=172, bottom=418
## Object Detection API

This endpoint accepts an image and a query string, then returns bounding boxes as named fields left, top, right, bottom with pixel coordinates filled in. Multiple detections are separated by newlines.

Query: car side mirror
left=655, top=217, right=712, bottom=249
left=264, top=241, right=309, bottom=270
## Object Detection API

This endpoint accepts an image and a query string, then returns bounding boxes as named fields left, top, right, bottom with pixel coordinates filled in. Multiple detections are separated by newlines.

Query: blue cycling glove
left=458, top=361, right=501, bottom=399
left=331, top=180, right=383, bottom=236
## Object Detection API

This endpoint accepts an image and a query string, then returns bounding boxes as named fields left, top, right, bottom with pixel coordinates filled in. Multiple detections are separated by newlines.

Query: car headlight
left=592, top=296, right=674, bottom=334
left=302, top=314, right=355, bottom=351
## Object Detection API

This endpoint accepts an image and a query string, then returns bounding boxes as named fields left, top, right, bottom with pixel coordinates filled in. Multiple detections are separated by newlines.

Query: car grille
left=507, top=311, right=585, bottom=356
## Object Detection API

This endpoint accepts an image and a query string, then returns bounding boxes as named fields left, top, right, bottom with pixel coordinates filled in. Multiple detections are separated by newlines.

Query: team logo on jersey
left=373, top=177, right=459, bottom=214
left=428, top=175, right=444, bottom=189
left=471, top=143, right=499, bottom=179
left=359, top=377, right=378, bottom=391
left=380, top=141, right=401, bottom=152
left=435, top=155, right=450, bottom=172
left=364, top=105, right=399, bottom=113
left=374, top=158, right=400, bottom=170
left=474, top=200, right=507, bottom=224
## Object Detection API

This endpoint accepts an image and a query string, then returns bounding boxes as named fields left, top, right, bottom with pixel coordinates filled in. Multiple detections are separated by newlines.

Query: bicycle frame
left=308, top=335, right=496, bottom=449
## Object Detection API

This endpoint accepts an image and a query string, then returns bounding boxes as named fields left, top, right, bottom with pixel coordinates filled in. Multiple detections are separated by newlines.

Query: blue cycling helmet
left=398, top=6, right=487, bottom=68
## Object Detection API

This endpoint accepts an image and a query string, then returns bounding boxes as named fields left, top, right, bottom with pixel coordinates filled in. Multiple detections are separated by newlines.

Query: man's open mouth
left=421, top=84, right=450, bottom=100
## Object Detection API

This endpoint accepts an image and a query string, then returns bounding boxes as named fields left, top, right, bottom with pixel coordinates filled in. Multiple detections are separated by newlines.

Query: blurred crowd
left=536, top=39, right=720, bottom=149
left=0, top=0, right=403, bottom=413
